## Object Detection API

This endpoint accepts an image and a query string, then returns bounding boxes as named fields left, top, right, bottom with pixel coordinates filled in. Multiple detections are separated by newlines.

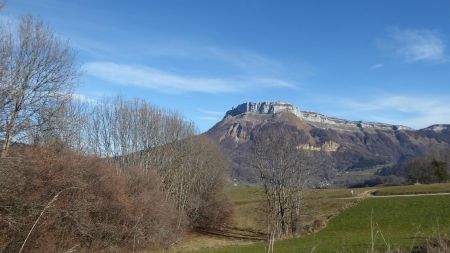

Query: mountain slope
left=206, top=102, right=450, bottom=184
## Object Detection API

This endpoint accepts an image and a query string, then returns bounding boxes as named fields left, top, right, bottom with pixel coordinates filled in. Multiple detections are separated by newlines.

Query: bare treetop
left=0, top=15, right=79, bottom=157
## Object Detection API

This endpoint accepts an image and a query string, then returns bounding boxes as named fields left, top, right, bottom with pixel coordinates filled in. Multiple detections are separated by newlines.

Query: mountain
left=205, top=102, right=450, bottom=185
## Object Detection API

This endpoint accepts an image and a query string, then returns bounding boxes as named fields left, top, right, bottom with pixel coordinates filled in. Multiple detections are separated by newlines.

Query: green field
left=165, top=184, right=450, bottom=253
left=225, top=186, right=369, bottom=233
left=194, top=195, right=450, bottom=253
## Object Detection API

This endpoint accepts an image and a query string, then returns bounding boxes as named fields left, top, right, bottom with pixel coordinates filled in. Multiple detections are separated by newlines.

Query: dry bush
left=157, top=135, right=233, bottom=229
left=81, top=96, right=232, bottom=230
left=0, top=143, right=181, bottom=252
left=410, top=232, right=450, bottom=253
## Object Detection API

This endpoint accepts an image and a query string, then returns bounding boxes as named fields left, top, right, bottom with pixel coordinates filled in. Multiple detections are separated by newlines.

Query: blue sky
left=2, top=0, right=450, bottom=131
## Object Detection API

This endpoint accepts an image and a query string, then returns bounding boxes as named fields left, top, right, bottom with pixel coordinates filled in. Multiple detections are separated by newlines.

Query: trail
left=339, top=190, right=450, bottom=200
left=370, top=192, right=450, bottom=198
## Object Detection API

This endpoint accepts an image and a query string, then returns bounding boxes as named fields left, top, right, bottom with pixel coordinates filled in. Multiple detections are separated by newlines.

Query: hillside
left=206, top=102, right=450, bottom=184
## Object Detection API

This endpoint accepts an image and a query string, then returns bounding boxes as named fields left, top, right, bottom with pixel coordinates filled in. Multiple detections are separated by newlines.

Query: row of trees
left=0, top=15, right=231, bottom=252
left=378, top=147, right=450, bottom=184
left=404, top=157, right=449, bottom=184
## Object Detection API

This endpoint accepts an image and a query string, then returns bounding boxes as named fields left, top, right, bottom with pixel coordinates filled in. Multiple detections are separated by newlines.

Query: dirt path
left=339, top=190, right=450, bottom=200
left=370, top=192, right=450, bottom=198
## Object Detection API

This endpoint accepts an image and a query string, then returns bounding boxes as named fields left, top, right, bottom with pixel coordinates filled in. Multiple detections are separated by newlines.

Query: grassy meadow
left=166, top=183, right=450, bottom=253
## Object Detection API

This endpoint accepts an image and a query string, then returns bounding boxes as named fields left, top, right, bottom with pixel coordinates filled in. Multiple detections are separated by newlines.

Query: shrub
left=0, top=143, right=181, bottom=252
left=156, top=135, right=233, bottom=229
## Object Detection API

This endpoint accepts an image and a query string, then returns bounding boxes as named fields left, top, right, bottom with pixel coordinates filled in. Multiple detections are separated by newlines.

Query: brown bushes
left=0, top=144, right=182, bottom=252
left=157, top=135, right=232, bottom=229
left=0, top=96, right=233, bottom=251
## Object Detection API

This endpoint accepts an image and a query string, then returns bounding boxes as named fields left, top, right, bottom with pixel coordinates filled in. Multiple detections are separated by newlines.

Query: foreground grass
left=193, top=195, right=450, bottom=253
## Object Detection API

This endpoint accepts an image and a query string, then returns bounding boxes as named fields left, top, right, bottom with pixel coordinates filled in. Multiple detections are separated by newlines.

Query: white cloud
left=84, top=61, right=296, bottom=94
left=381, top=27, right=446, bottom=62
left=197, top=109, right=224, bottom=116
left=205, top=47, right=283, bottom=73
left=369, top=63, right=384, bottom=70
left=250, top=77, right=295, bottom=88
left=133, top=42, right=317, bottom=78
left=197, top=116, right=221, bottom=121
left=197, top=109, right=224, bottom=122
left=84, top=62, right=236, bottom=93
left=135, top=42, right=283, bottom=73
left=342, top=95, right=450, bottom=129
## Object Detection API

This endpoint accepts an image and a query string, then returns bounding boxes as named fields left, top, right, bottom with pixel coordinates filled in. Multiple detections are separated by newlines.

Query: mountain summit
left=224, top=102, right=298, bottom=118
left=206, top=102, right=450, bottom=184
left=223, top=102, right=412, bottom=131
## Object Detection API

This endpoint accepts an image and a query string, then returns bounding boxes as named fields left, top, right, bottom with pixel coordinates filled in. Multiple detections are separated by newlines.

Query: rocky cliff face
left=224, top=102, right=298, bottom=118
left=224, top=102, right=412, bottom=132
left=206, top=102, right=450, bottom=184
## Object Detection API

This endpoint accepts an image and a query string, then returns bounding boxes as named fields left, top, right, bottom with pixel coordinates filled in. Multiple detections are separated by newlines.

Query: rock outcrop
left=224, top=102, right=412, bottom=132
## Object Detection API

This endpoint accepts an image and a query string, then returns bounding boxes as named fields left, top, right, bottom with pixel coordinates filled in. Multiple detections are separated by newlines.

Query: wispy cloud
left=205, top=47, right=283, bottom=74
left=84, top=61, right=295, bottom=94
left=197, top=116, right=221, bottom=121
left=197, top=109, right=224, bottom=122
left=135, top=42, right=282, bottom=72
left=369, top=63, right=384, bottom=70
left=84, top=62, right=235, bottom=93
left=131, top=42, right=317, bottom=78
left=341, top=95, right=450, bottom=129
left=380, top=27, right=446, bottom=63
left=197, top=109, right=224, bottom=116
left=68, top=36, right=116, bottom=59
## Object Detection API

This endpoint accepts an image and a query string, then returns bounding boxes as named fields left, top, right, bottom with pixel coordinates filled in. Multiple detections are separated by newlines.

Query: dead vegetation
left=0, top=143, right=182, bottom=252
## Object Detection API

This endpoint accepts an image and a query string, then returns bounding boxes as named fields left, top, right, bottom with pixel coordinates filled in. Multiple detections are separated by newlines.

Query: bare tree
left=28, top=100, right=89, bottom=152
left=86, top=96, right=195, bottom=162
left=86, top=96, right=231, bottom=228
left=0, top=15, right=78, bottom=157
left=250, top=124, right=311, bottom=241
left=155, top=135, right=231, bottom=228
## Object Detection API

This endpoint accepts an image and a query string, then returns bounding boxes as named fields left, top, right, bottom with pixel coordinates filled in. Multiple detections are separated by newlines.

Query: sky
left=1, top=0, right=450, bottom=132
